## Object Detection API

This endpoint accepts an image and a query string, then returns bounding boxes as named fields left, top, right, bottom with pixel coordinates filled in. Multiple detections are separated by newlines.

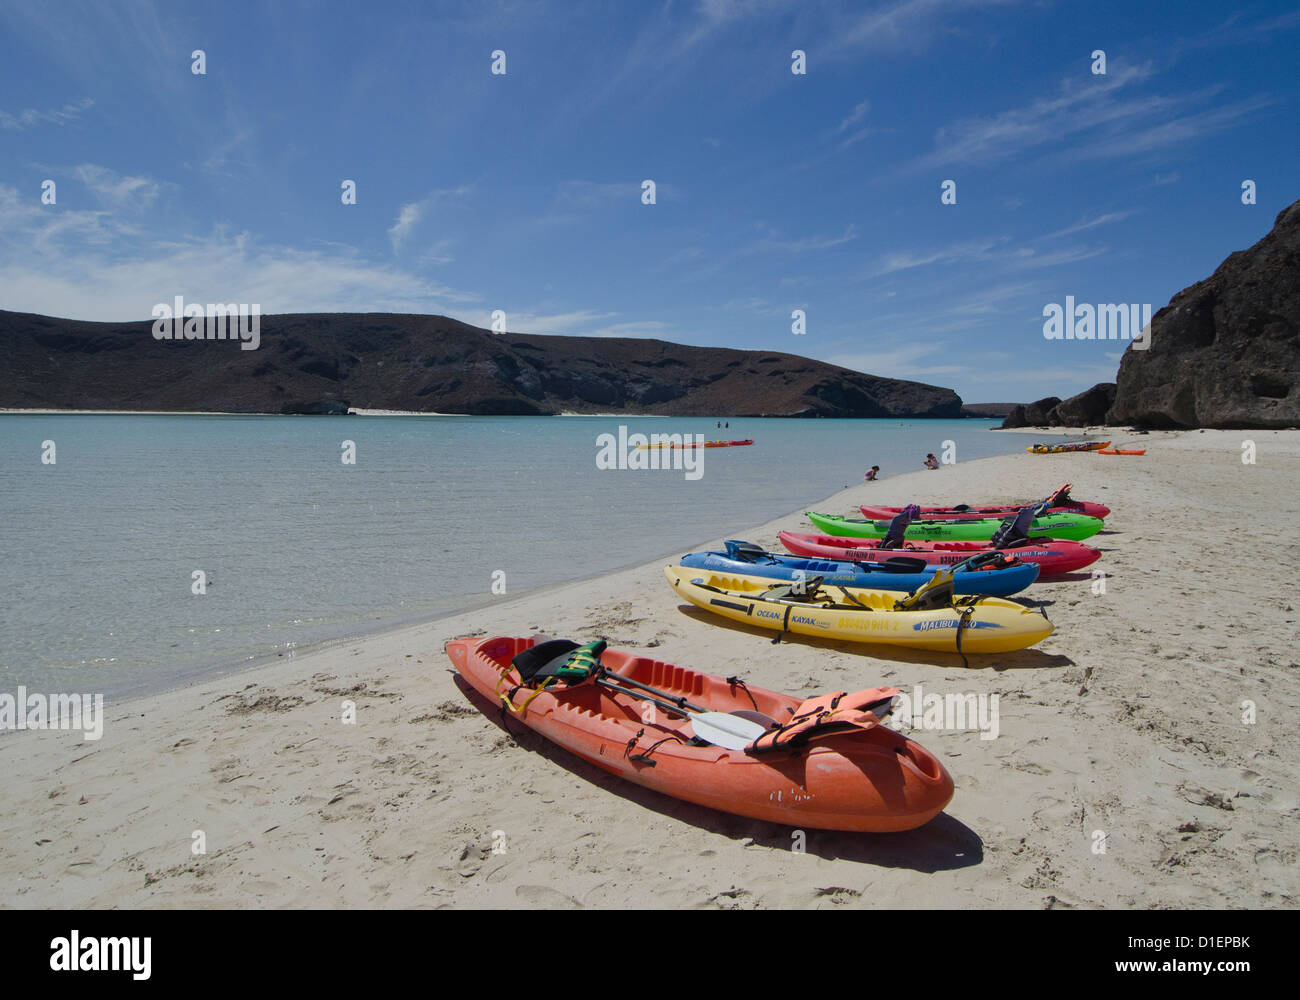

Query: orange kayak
left=1097, top=448, right=1146, bottom=455
left=445, top=635, right=954, bottom=832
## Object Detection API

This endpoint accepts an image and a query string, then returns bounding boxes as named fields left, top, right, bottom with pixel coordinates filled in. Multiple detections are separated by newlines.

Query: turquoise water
left=0, top=414, right=1024, bottom=697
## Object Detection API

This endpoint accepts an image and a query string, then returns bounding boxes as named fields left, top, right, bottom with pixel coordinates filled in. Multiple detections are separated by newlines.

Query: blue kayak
left=678, top=541, right=1040, bottom=597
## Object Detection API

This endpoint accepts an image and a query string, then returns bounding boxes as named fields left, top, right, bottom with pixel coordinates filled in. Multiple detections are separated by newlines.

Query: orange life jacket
left=747, top=687, right=900, bottom=754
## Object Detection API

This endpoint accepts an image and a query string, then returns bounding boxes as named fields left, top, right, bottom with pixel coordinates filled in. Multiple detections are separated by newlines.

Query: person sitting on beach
left=864, top=466, right=880, bottom=481
left=923, top=453, right=939, bottom=470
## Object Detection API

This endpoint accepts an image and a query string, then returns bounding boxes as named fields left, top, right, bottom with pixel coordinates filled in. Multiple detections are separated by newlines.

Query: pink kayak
left=860, top=501, right=1109, bottom=521
left=859, top=483, right=1108, bottom=522
left=776, top=531, right=1101, bottom=577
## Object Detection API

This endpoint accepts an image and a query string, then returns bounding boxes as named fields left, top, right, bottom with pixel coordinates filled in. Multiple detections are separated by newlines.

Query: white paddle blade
left=688, top=712, right=768, bottom=751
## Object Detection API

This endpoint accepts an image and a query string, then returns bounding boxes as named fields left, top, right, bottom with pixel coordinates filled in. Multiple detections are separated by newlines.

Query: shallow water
left=0, top=414, right=1033, bottom=696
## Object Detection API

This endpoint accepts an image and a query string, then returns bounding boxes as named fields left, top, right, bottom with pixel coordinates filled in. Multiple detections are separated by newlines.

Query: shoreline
left=3, top=429, right=1297, bottom=908
left=88, top=449, right=975, bottom=708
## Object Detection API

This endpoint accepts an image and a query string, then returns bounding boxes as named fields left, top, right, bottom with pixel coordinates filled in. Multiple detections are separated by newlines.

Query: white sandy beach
left=2, top=429, right=1297, bottom=909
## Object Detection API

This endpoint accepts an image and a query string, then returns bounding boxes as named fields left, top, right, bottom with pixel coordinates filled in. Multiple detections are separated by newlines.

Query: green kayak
left=807, top=510, right=1104, bottom=542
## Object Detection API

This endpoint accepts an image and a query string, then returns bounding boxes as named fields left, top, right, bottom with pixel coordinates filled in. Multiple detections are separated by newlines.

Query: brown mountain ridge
left=0, top=310, right=964, bottom=418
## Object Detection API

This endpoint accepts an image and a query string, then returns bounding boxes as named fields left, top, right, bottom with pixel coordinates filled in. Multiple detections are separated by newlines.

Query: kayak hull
left=808, top=510, right=1104, bottom=542
left=665, top=566, right=1054, bottom=654
left=777, top=531, right=1101, bottom=577
left=679, top=549, right=1040, bottom=597
left=446, top=635, right=954, bottom=833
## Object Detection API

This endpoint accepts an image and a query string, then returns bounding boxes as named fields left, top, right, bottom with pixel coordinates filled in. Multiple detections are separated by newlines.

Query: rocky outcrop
left=1107, top=198, right=1300, bottom=428
left=1051, top=382, right=1117, bottom=426
left=1000, top=385, right=1116, bottom=428
left=0, top=310, right=965, bottom=418
left=1000, top=396, right=1062, bottom=428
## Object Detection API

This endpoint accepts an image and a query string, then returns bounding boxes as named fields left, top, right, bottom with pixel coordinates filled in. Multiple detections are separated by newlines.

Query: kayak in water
left=636, top=439, right=754, bottom=449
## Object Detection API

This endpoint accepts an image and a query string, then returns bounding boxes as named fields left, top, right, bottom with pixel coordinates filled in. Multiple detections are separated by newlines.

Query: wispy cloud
left=829, top=0, right=1024, bottom=53
left=418, top=237, right=456, bottom=267
left=556, top=179, right=642, bottom=207
left=870, top=233, right=1111, bottom=280
left=834, top=97, right=874, bottom=148
left=741, top=222, right=859, bottom=256
left=480, top=309, right=617, bottom=335
left=679, top=0, right=797, bottom=50
left=388, top=202, right=425, bottom=253
left=871, top=237, right=1005, bottom=276
left=0, top=181, right=480, bottom=321
left=1039, top=211, right=1134, bottom=241
left=387, top=185, right=472, bottom=254
left=918, top=64, right=1158, bottom=168
left=914, top=54, right=1276, bottom=175
left=837, top=98, right=871, bottom=133
left=0, top=96, right=93, bottom=130
left=830, top=341, right=965, bottom=380
left=74, top=164, right=160, bottom=211
left=476, top=308, right=675, bottom=339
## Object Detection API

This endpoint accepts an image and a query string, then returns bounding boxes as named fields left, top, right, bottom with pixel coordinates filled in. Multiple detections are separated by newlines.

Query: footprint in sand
left=515, top=884, right=581, bottom=908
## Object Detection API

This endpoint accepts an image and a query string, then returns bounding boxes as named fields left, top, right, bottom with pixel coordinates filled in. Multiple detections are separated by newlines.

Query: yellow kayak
left=664, top=565, right=1053, bottom=654
left=1027, top=440, right=1110, bottom=454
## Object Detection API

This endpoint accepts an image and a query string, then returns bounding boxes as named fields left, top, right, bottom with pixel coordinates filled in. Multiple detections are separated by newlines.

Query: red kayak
left=859, top=483, right=1108, bottom=521
left=777, top=531, right=1101, bottom=577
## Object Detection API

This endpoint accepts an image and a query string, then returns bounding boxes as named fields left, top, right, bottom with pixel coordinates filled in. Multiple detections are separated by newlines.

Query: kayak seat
left=502, top=639, right=605, bottom=714
left=723, top=540, right=770, bottom=563
left=894, top=569, right=955, bottom=611
left=760, top=575, right=825, bottom=602
left=989, top=505, right=1036, bottom=548
left=512, top=639, right=581, bottom=682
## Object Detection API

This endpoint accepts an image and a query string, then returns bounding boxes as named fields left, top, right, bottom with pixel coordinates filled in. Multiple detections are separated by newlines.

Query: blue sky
left=2, top=0, right=1297, bottom=402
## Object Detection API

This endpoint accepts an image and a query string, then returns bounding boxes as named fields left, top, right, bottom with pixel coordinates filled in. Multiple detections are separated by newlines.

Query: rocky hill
left=1107, top=198, right=1300, bottom=428
left=0, top=310, right=964, bottom=418
left=1001, top=384, right=1116, bottom=428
